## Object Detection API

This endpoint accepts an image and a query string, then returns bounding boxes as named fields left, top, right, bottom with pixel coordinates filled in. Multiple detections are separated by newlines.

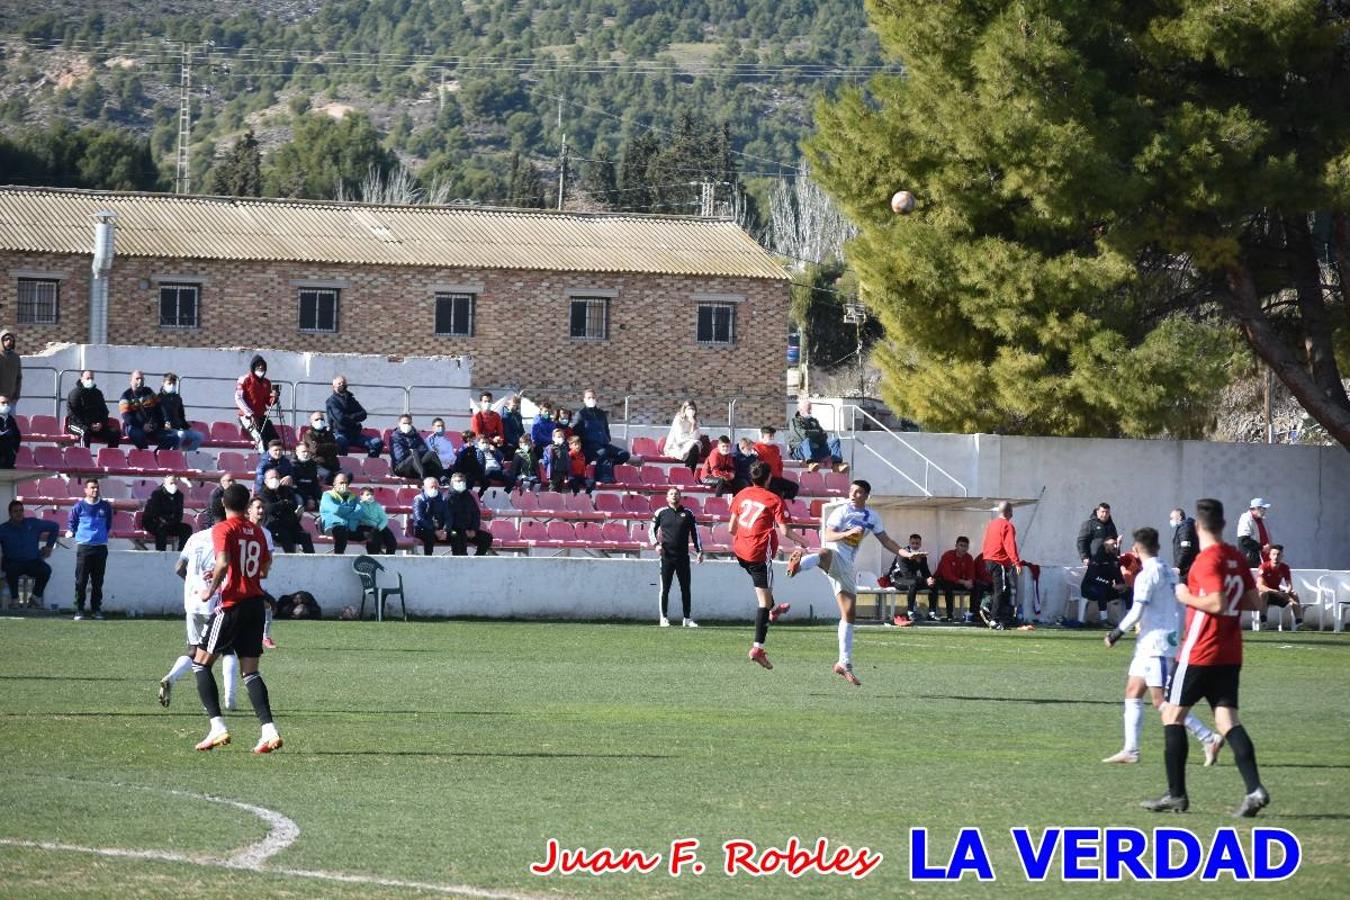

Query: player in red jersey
left=1143, top=498, right=1268, bottom=817
left=729, top=461, right=806, bottom=670
left=191, top=482, right=283, bottom=754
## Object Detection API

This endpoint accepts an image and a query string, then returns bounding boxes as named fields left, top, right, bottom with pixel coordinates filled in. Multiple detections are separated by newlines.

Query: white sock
left=261, top=721, right=279, bottom=740
left=798, top=553, right=821, bottom=571
left=263, top=607, right=274, bottom=640
left=837, top=620, right=854, bottom=665
left=1185, top=714, right=1215, bottom=743
left=1123, top=698, right=1145, bottom=753
left=209, top=715, right=228, bottom=733
left=221, top=654, right=239, bottom=706
left=165, top=654, right=193, bottom=683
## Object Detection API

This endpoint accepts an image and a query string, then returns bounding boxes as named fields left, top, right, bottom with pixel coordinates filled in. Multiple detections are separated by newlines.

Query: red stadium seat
left=702, top=497, right=729, bottom=520
left=276, top=424, right=297, bottom=446
left=823, top=472, right=850, bottom=495
left=157, top=449, right=189, bottom=472
left=63, top=446, right=96, bottom=471
left=510, top=491, right=539, bottom=514
left=127, top=449, right=159, bottom=471
left=210, top=421, right=247, bottom=446
left=667, top=467, right=697, bottom=488
left=594, top=492, right=623, bottom=517
left=802, top=529, right=822, bottom=550
left=601, top=521, right=631, bottom=545
left=490, top=520, right=519, bottom=543
left=621, top=494, right=650, bottom=517
left=14, top=446, right=35, bottom=469
left=96, top=447, right=131, bottom=472
left=130, top=480, right=156, bottom=501
left=217, top=451, right=249, bottom=475
left=787, top=499, right=812, bottom=521
left=797, top=472, right=826, bottom=495
left=33, top=446, right=64, bottom=470
left=362, top=457, right=392, bottom=480
left=640, top=466, right=667, bottom=487
left=574, top=521, right=605, bottom=546
left=565, top=493, right=597, bottom=519
left=519, top=520, right=549, bottom=546
left=628, top=522, right=649, bottom=545
left=190, top=420, right=210, bottom=436
left=545, top=521, right=575, bottom=544
left=535, top=491, right=567, bottom=515
left=630, top=436, right=661, bottom=457
left=612, top=464, right=641, bottom=486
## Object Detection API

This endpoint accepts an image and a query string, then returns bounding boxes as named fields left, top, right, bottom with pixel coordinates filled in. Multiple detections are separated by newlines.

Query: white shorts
left=824, top=551, right=857, bottom=597
left=186, top=612, right=213, bottom=648
left=1128, top=654, right=1175, bottom=689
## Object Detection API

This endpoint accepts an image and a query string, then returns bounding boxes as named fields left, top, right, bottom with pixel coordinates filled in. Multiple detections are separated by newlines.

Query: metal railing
left=842, top=403, right=968, bottom=498
left=54, top=368, right=300, bottom=434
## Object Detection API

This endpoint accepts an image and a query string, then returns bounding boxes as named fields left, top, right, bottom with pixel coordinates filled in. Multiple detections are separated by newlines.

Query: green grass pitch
left=1, top=617, right=1347, bottom=898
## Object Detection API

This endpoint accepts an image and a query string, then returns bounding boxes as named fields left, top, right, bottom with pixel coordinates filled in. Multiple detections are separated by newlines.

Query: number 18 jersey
left=1179, top=542, right=1254, bottom=667
left=212, top=517, right=271, bottom=608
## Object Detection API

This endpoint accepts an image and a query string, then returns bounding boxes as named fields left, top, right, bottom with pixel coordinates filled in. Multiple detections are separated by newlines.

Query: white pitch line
left=0, top=781, right=559, bottom=900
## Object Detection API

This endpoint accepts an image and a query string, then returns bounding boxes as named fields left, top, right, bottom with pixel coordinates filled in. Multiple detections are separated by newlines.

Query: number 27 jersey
left=212, top=518, right=271, bottom=608
left=1179, top=542, right=1254, bottom=667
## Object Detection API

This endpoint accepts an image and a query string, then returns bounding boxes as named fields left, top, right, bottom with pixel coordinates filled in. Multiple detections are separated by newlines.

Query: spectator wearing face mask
left=570, top=389, right=630, bottom=484
left=451, top=430, right=484, bottom=489
left=318, top=472, right=367, bottom=554
left=254, top=440, right=294, bottom=491
left=470, top=391, right=504, bottom=442
left=445, top=473, right=493, bottom=555
left=510, top=435, right=540, bottom=492
left=390, top=414, right=443, bottom=481
left=66, top=369, right=120, bottom=449
left=0, top=394, right=20, bottom=468
left=476, top=435, right=512, bottom=494
left=120, top=369, right=174, bottom=450
left=357, top=487, right=399, bottom=555
left=142, top=473, right=192, bottom=551
left=303, top=410, right=341, bottom=483
left=531, top=401, right=558, bottom=449
left=289, top=442, right=322, bottom=512
left=411, top=476, right=450, bottom=555
left=259, top=469, right=313, bottom=553
left=543, top=427, right=571, bottom=493
left=426, top=417, right=458, bottom=470
left=565, top=435, right=593, bottom=495
left=663, top=400, right=705, bottom=472
left=326, top=375, right=383, bottom=457
left=235, top=354, right=277, bottom=452
left=501, top=395, right=525, bottom=449
left=156, top=373, right=205, bottom=451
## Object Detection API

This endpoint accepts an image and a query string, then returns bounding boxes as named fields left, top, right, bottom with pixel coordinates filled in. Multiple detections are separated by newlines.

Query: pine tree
left=808, top=0, right=1350, bottom=445
left=505, top=151, right=548, bottom=209
left=207, top=130, right=262, bottom=197
left=581, top=143, right=618, bottom=209
left=617, top=132, right=660, bottom=212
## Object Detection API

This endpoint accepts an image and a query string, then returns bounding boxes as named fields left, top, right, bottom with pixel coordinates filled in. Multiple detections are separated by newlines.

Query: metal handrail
left=843, top=403, right=968, bottom=497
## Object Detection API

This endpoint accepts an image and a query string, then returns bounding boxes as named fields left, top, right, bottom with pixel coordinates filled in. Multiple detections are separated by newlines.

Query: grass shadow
left=308, top=750, right=673, bottom=760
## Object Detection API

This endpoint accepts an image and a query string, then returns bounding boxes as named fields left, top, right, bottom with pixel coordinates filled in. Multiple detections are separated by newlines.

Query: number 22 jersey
left=211, top=518, right=271, bottom=608
left=1179, top=542, right=1254, bottom=667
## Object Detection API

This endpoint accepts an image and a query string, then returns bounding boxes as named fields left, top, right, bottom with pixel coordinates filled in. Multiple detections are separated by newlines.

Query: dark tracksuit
left=889, top=551, right=935, bottom=616
left=142, top=485, right=192, bottom=551
left=650, top=505, right=702, bottom=620
left=445, top=490, right=492, bottom=556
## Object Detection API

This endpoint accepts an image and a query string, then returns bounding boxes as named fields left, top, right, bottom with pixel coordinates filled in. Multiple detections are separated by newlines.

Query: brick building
left=0, top=186, right=789, bottom=423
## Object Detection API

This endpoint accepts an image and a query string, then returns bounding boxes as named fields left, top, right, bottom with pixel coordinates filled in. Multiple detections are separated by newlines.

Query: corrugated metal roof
left=0, top=186, right=788, bottom=281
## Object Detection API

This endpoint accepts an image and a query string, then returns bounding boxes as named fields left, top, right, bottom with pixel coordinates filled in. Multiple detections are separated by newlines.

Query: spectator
left=66, top=369, right=120, bottom=449
left=303, top=411, right=341, bottom=482
left=426, top=417, right=458, bottom=470
left=66, top=478, right=112, bottom=620
left=554, top=407, right=574, bottom=440
left=0, top=328, right=21, bottom=410
left=1076, top=502, right=1118, bottom=567
left=412, top=476, right=450, bottom=555
left=700, top=435, right=737, bottom=497
left=531, top=400, right=558, bottom=449
left=470, top=391, right=504, bottom=442
left=235, top=354, right=277, bottom=452
left=357, top=487, right=399, bottom=555
left=543, top=427, right=570, bottom=492
left=787, top=399, right=848, bottom=473
left=142, top=474, right=192, bottom=552
left=476, top=435, right=511, bottom=494
left=326, top=375, right=383, bottom=457
left=501, top=394, right=525, bottom=450
left=888, top=533, right=936, bottom=626
left=259, top=470, right=313, bottom=554
left=0, top=499, right=56, bottom=607
left=510, top=435, right=541, bottom=492
left=119, top=369, right=173, bottom=450
left=156, top=373, right=205, bottom=452
left=254, top=440, right=294, bottom=491
left=318, top=472, right=366, bottom=554
left=290, top=443, right=322, bottom=512
left=663, top=400, right=706, bottom=472
left=1236, top=498, right=1272, bottom=567
left=571, top=389, right=630, bottom=483
left=979, top=501, right=1022, bottom=630
left=565, top=434, right=593, bottom=495
left=1080, top=537, right=1125, bottom=627
left=391, top=414, right=443, bottom=482
left=1257, top=544, right=1303, bottom=630
left=1169, top=506, right=1199, bottom=578
left=933, top=536, right=976, bottom=622
left=753, top=425, right=799, bottom=501
left=732, top=437, right=757, bottom=494
left=451, top=430, right=484, bottom=489
left=205, top=472, right=234, bottom=527
left=446, top=472, right=493, bottom=555
left=0, top=394, right=20, bottom=468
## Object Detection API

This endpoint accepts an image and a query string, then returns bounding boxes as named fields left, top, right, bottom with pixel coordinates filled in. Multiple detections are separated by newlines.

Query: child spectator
left=554, top=407, right=574, bottom=440
left=426, top=417, right=458, bottom=470
left=156, top=373, right=205, bottom=451
left=700, top=435, right=737, bottom=497
left=255, top=440, right=294, bottom=491
left=543, top=427, right=570, bottom=493
left=142, top=473, right=192, bottom=551
left=732, top=437, right=757, bottom=493
left=0, top=395, right=20, bottom=468
left=276, top=590, right=321, bottom=619
left=304, top=410, right=342, bottom=482
left=318, top=472, right=366, bottom=554
left=290, top=443, right=322, bottom=512
left=477, top=435, right=512, bottom=494
left=566, top=435, right=593, bottom=495
left=754, top=425, right=799, bottom=501
left=259, top=470, right=313, bottom=553
left=531, top=401, right=558, bottom=449
left=511, top=435, right=540, bottom=492
left=358, top=487, right=399, bottom=555
left=470, top=391, right=504, bottom=442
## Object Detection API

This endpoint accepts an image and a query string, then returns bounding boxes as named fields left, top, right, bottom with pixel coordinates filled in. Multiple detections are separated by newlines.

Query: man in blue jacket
left=65, top=478, right=112, bottom=619
left=391, top=414, right=444, bottom=482
left=326, top=375, right=383, bottom=457
left=570, top=389, right=630, bottom=484
left=0, top=500, right=58, bottom=607
left=411, top=475, right=450, bottom=556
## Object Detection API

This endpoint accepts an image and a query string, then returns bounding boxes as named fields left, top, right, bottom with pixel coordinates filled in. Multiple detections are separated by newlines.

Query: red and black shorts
left=736, top=554, right=772, bottom=590
left=1166, top=662, right=1240, bottom=710
left=202, top=595, right=267, bottom=659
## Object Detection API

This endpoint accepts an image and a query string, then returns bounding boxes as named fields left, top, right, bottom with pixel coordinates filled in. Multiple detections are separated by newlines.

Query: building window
left=569, top=296, right=608, bottom=341
left=299, top=288, right=339, bottom=333
left=16, top=278, right=59, bottom=325
left=158, top=283, right=199, bottom=329
left=435, top=292, right=475, bottom=337
left=697, top=302, right=736, bottom=345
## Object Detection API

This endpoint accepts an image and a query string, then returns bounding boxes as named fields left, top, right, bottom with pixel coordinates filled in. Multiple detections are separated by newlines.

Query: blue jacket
left=427, top=431, right=458, bottom=466
left=390, top=428, right=430, bottom=465
left=318, top=489, right=363, bottom=532
left=325, top=390, right=368, bottom=440
left=412, top=491, right=448, bottom=532
left=530, top=413, right=557, bottom=448
left=255, top=454, right=294, bottom=491
left=0, top=516, right=58, bottom=563
left=501, top=409, right=525, bottom=448
left=571, top=406, right=611, bottom=449
left=67, top=499, right=112, bottom=545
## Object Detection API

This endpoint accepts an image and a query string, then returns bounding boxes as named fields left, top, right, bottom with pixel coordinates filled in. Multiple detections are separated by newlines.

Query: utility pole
left=175, top=42, right=193, bottom=195
left=556, top=96, right=567, bottom=210
left=699, top=181, right=715, bottom=217
left=844, top=302, right=868, bottom=400
left=438, top=68, right=447, bottom=113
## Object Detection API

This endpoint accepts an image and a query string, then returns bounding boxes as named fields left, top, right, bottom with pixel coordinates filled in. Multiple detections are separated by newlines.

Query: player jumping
left=192, top=483, right=283, bottom=754
left=729, top=462, right=805, bottom=670
left=785, top=479, right=904, bottom=686
left=1102, top=527, right=1222, bottom=765
left=1142, top=498, right=1269, bottom=816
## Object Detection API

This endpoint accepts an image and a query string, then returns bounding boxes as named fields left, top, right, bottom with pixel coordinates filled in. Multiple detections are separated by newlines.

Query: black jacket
left=290, top=458, right=322, bottom=503
left=157, top=391, right=190, bottom=430
left=445, top=490, right=481, bottom=532
left=1076, top=515, right=1118, bottom=562
left=260, top=484, right=303, bottom=534
left=889, top=550, right=932, bottom=584
left=0, top=412, right=20, bottom=459
left=143, top=486, right=185, bottom=531
left=325, top=390, right=368, bottom=440
left=650, top=505, right=702, bottom=556
left=206, top=486, right=227, bottom=527
left=1172, top=516, right=1199, bottom=577
left=67, top=383, right=110, bottom=429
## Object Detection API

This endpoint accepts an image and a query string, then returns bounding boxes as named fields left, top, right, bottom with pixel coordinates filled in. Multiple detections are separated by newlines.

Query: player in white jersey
left=157, top=528, right=239, bottom=709
left=786, top=479, right=905, bottom=685
left=1102, top=527, right=1223, bottom=765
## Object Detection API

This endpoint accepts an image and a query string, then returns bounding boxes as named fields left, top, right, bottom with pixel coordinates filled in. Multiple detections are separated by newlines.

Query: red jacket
left=981, top=517, right=1021, bottom=566
left=971, top=553, right=994, bottom=585
left=471, top=410, right=504, bottom=441
left=703, top=445, right=735, bottom=480
left=752, top=441, right=784, bottom=478
left=568, top=447, right=587, bottom=478
left=935, top=549, right=975, bottom=583
left=235, top=372, right=271, bottom=419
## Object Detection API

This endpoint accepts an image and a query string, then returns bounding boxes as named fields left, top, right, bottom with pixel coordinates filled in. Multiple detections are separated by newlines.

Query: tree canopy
left=808, top=0, right=1350, bottom=445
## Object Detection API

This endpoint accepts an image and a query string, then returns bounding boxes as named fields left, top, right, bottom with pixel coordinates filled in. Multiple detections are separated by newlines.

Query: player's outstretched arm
left=876, top=533, right=905, bottom=555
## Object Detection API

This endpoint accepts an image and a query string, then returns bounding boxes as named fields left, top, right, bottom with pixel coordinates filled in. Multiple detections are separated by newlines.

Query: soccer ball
left=890, top=190, right=916, bottom=214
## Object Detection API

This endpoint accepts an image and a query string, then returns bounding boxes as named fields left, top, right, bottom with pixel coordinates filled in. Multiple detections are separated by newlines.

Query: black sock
left=1225, top=724, right=1262, bottom=793
left=244, top=672, right=274, bottom=726
left=682, top=595, right=691, bottom=620
left=1164, top=723, right=1188, bottom=798
left=754, top=606, right=770, bottom=645
left=194, top=663, right=222, bottom=719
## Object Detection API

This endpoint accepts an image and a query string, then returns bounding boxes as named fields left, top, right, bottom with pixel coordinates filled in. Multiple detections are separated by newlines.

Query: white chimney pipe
left=89, top=210, right=116, bottom=344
